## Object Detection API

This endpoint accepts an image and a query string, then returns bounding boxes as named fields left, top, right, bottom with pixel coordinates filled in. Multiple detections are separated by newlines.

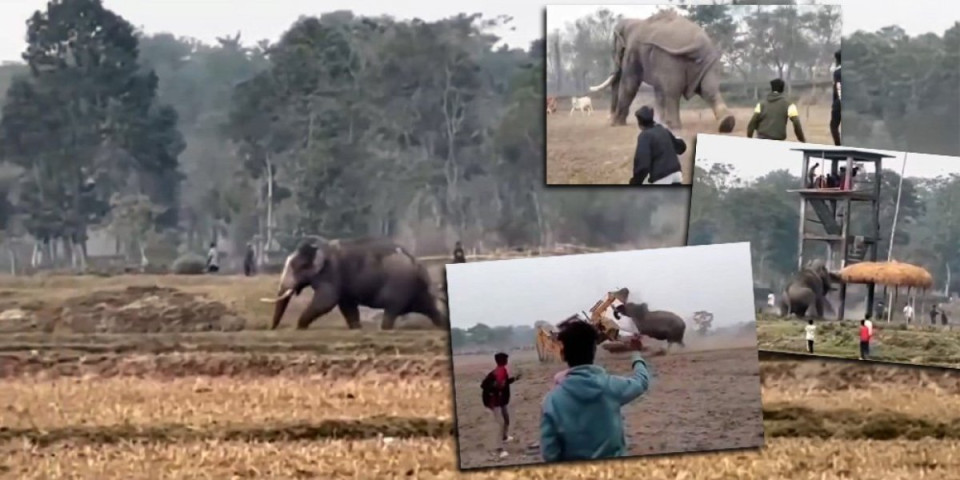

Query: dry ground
left=546, top=99, right=833, bottom=185
left=2, top=274, right=960, bottom=479
left=452, top=332, right=764, bottom=470
left=758, top=315, right=960, bottom=368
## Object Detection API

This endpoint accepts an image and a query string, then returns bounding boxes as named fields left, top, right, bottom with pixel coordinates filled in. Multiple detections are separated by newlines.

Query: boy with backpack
left=540, top=320, right=652, bottom=462
left=480, top=352, right=521, bottom=459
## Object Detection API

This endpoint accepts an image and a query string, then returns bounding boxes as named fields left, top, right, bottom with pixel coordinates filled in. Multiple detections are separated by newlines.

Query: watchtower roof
left=790, top=147, right=895, bottom=162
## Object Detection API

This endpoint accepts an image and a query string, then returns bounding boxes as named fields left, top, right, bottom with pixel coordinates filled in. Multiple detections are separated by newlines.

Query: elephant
left=588, top=10, right=735, bottom=133
left=259, top=238, right=446, bottom=330
left=778, top=259, right=842, bottom=318
left=613, top=302, right=686, bottom=351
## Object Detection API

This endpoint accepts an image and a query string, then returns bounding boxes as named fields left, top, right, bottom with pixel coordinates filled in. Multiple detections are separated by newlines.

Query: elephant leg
left=613, top=52, right=642, bottom=126
left=654, top=88, right=667, bottom=125
left=296, top=289, right=338, bottom=330
left=609, top=77, right=621, bottom=120
left=699, top=68, right=735, bottom=133
left=380, top=310, right=401, bottom=330
left=339, top=302, right=362, bottom=330
left=411, top=293, right=445, bottom=328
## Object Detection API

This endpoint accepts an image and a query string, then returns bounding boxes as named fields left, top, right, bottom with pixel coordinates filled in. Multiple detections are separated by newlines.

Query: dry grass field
left=1, top=274, right=959, bottom=479
left=546, top=98, right=834, bottom=185
left=758, top=314, right=960, bottom=368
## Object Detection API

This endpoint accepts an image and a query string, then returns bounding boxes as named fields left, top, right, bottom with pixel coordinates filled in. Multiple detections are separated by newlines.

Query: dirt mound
left=3, top=286, right=247, bottom=334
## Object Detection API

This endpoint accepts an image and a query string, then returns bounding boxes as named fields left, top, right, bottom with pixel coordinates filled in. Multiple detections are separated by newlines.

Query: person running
left=831, top=50, right=842, bottom=146
left=747, top=78, right=806, bottom=142
left=480, top=352, right=520, bottom=459
left=858, top=319, right=871, bottom=360
left=804, top=319, right=816, bottom=354
left=540, top=320, right=652, bottom=462
left=629, top=105, right=687, bottom=185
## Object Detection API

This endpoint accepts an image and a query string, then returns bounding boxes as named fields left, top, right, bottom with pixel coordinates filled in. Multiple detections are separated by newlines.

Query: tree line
left=546, top=1, right=841, bottom=104
left=0, top=0, right=685, bottom=273
left=843, top=23, right=960, bottom=156
left=689, top=163, right=960, bottom=296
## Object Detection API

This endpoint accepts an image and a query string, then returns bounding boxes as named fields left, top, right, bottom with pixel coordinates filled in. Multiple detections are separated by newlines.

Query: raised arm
left=605, top=352, right=651, bottom=405
left=788, top=104, right=806, bottom=142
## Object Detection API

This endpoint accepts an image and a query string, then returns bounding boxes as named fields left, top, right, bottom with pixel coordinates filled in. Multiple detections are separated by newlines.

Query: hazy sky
left=446, top=242, right=755, bottom=329
left=694, top=134, right=960, bottom=182
left=1, top=0, right=958, bottom=63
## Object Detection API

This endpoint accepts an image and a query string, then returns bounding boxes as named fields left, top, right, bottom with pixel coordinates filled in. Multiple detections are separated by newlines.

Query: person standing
left=831, top=50, right=842, bottom=146
left=480, top=352, right=520, bottom=459
left=930, top=304, right=940, bottom=325
left=540, top=320, right=651, bottom=462
left=747, top=78, right=806, bottom=142
left=859, top=319, right=871, bottom=360
left=903, top=303, right=914, bottom=324
left=243, top=243, right=256, bottom=277
left=452, top=241, right=466, bottom=264
left=804, top=319, right=816, bottom=354
left=629, top=106, right=687, bottom=185
left=206, top=242, right=220, bottom=273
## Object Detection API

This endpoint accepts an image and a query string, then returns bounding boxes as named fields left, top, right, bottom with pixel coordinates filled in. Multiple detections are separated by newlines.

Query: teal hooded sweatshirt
left=540, top=353, right=652, bottom=462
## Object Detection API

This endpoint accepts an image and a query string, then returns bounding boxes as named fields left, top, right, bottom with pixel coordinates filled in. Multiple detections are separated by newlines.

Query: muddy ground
left=546, top=98, right=834, bottom=185
left=451, top=333, right=764, bottom=470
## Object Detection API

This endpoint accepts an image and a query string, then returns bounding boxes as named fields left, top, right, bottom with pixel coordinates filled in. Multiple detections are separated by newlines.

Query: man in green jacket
left=747, top=78, right=806, bottom=142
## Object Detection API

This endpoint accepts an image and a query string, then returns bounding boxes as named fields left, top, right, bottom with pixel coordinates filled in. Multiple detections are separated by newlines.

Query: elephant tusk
left=259, top=288, right=294, bottom=304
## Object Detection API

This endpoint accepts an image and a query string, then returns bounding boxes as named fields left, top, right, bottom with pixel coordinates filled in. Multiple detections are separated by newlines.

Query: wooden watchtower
left=788, top=147, right=895, bottom=321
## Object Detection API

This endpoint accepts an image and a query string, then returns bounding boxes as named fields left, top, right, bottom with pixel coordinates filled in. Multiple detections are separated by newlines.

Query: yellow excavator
left=535, top=287, right=643, bottom=363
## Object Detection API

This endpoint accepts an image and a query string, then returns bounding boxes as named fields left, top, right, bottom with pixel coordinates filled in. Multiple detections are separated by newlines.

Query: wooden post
left=798, top=153, right=810, bottom=271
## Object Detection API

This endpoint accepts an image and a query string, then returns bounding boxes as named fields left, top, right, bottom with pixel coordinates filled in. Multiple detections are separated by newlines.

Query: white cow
left=569, top=96, right=594, bottom=115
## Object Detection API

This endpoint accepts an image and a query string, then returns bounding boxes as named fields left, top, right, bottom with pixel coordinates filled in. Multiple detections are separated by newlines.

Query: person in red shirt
left=480, top=352, right=520, bottom=458
left=859, top=319, right=871, bottom=360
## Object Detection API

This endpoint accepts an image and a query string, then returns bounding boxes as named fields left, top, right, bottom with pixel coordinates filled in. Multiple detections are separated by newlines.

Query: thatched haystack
left=839, top=261, right=933, bottom=289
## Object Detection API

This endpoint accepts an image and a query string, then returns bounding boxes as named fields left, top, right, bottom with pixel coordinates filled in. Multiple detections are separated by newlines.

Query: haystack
left=839, top=261, right=933, bottom=289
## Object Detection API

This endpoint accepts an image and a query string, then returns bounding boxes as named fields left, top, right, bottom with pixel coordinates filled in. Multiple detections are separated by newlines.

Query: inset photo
left=446, top=243, right=764, bottom=470
left=690, top=133, right=960, bottom=368
left=545, top=4, right=841, bottom=185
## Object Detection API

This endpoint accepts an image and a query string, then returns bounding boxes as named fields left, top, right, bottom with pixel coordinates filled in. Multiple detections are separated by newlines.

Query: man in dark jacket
left=243, top=242, right=256, bottom=276
left=747, top=78, right=806, bottom=142
left=629, top=106, right=687, bottom=185
left=831, top=50, right=842, bottom=146
left=452, top=241, right=466, bottom=264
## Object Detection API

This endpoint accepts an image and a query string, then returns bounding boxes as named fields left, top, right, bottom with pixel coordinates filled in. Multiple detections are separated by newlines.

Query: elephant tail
left=589, top=74, right=616, bottom=92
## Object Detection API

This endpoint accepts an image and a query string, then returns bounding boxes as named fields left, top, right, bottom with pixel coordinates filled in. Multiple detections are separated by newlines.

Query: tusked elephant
left=613, top=302, right=686, bottom=351
left=779, top=259, right=841, bottom=318
left=259, top=238, right=446, bottom=330
left=589, top=10, right=735, bottom=133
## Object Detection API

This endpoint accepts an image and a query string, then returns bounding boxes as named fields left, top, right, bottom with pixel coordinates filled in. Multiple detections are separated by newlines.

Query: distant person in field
left=858, top=319, right=871, bottom=360
left=930, top=304, right=940, bottom=325
left=903, top=303, right=914, bottom=323
left=206, top=242, right=220, bottom=273
left=629, top=105, right=686, bottom=185
left=747, top=78, right=806, bottom=142
left=941, top=309, right=949, bottom=325
left=540, top=319, right=651, bottom=462
left=243, top=243, right=256, bottom=277
left=805, top=319, right=816, bottom=354
left=480, top=352, right=520, bottom=459
left=831, top=50, right=842, bottom=146
left=452, top=241, right=466, bottom=264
